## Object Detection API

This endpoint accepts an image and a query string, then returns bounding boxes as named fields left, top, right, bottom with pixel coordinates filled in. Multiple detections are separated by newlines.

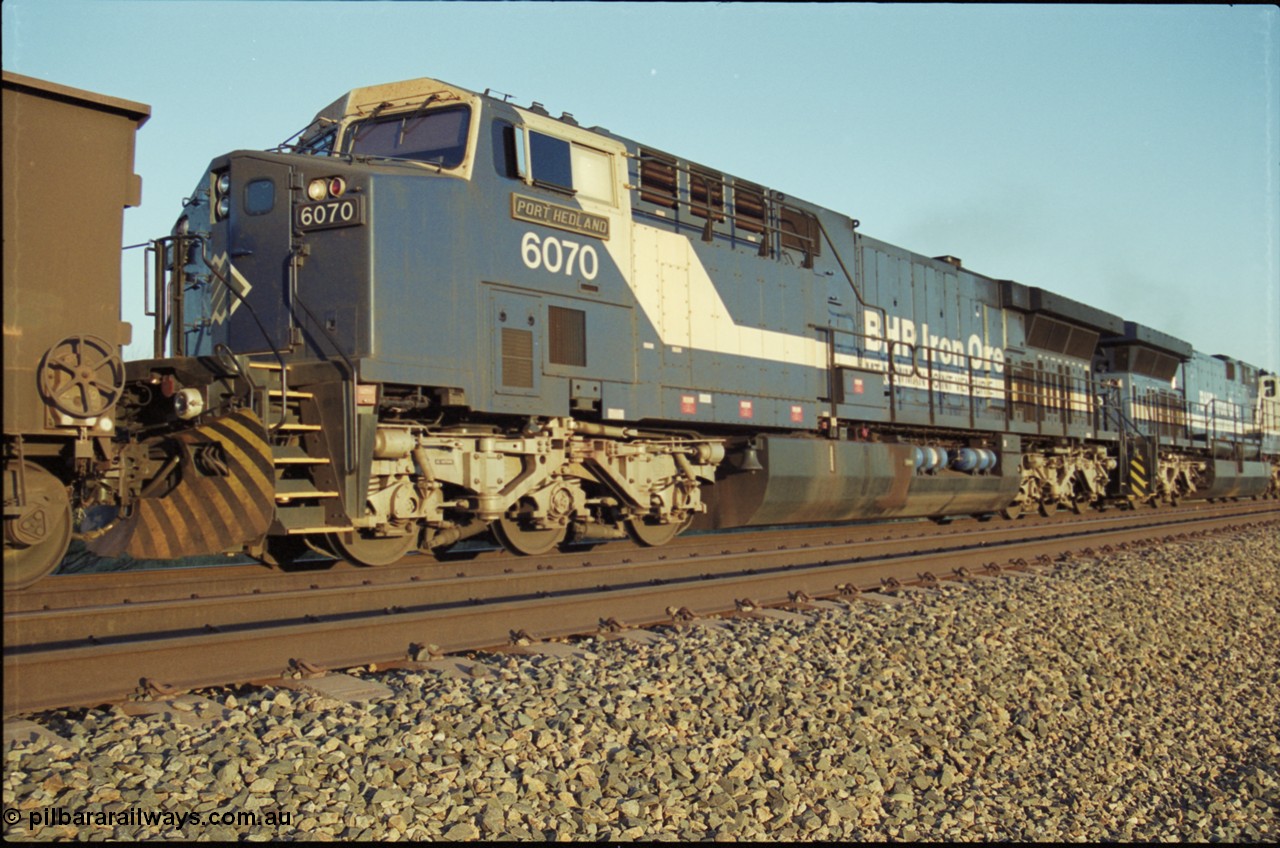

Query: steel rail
left=7, top=499, right=1259, bottom=613
left=4, top=503, right=1276, bottom=715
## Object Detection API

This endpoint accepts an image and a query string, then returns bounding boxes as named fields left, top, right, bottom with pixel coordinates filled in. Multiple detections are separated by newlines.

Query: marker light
left=327, top=176, right=347, bottom=197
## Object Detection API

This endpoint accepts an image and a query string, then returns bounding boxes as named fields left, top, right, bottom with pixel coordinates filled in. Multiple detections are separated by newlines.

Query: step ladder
left=1099, top=385, right=1157, bottom=503
left=249, top=360, right=353, bottom=536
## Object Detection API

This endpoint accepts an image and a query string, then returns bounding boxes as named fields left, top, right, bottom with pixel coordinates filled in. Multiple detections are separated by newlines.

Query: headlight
left=215, top=196, right=231, bottom=219
left=307, top=178, right=328, bottom=201
left=174, top=388, right=205, bottom=420
left=215, top=172, right=232, bottom=195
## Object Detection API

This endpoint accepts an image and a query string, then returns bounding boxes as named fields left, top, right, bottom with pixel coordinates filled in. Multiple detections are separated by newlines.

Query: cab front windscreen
left=346, top=105, right=470, bottom=168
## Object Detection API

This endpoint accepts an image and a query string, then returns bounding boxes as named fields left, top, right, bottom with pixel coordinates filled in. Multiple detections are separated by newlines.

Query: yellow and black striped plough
left=88, top=409, right=275, bottom=560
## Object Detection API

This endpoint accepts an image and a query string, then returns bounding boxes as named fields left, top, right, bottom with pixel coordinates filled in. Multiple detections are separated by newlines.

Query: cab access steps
left=249, top=360, right=353, bottom=538
left=1099, top=388, right=1157, bottom=505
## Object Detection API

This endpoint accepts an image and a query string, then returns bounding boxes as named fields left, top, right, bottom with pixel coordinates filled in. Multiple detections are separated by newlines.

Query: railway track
left=7, top=500, right=1258, bottom=612
left=5, top=501, right=1277, bottom=715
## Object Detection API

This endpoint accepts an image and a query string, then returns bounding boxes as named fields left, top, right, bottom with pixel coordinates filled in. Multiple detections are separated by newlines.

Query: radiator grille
left=1026, top=314, right=1098, bottom=360
left=501, top=327, right=534, bottom=388
left=548, top=306, right=587, bottom=367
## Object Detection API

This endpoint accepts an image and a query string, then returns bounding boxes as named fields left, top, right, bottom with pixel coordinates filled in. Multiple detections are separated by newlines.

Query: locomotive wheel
left=625, top=514, right=692, bottom=547
left=328, top=529, right=418, bottom=567
left=1000, top=501, right=1027, bottom=520
left=4, top=461, right=72, bottom=590
left=492, top=514, right=567, bottom=556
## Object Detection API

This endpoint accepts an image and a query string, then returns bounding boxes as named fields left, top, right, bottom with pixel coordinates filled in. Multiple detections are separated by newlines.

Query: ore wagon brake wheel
left=38, top=335, right=124, bottom=419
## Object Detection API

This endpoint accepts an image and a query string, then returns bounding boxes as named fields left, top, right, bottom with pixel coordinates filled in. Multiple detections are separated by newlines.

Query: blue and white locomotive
left=97, top=75, right=1279, bottom=566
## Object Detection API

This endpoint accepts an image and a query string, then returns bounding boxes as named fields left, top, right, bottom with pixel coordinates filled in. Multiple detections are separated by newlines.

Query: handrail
left=810, top=323, right=1009, bottom=427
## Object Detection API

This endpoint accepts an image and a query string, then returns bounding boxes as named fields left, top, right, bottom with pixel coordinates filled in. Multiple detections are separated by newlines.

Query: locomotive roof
left=310, top=76, right=477, bottom=125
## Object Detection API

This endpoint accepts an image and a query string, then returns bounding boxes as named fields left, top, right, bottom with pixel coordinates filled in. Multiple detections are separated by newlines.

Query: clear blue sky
left=5, top=2, right=1278, bottom=373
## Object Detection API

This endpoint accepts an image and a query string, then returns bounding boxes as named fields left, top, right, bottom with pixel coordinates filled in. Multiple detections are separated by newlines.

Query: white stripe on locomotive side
left=614, top=225, right=829, bottom=369
left=606, top=224, right=1078, bottom=410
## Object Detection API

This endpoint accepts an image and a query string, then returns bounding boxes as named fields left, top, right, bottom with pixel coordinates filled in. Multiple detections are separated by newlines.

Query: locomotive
left=7, top=73, right=1278, bottom=586
left=107, top=72, right=1277, bottom=567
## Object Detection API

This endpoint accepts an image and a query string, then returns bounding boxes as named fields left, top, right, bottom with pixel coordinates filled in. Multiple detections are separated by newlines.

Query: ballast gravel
left=4, top=522, right=1278, bottom=841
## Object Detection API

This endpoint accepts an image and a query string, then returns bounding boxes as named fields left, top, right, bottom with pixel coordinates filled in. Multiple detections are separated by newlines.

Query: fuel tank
left=693, top=436, right=1020, bottom=530
left=1196, top=459, right=1271, bottom=500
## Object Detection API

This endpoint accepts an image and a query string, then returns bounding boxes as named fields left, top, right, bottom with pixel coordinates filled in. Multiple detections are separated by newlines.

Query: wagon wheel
left=492, top=504, right=567, bottom=557
left=38, top=335, right=124, bottom=419
left=4, top=461, right=72, bottom=590
left=625, top=513, right=692, bottom=547
left=328, top=528, right=418, bottom=567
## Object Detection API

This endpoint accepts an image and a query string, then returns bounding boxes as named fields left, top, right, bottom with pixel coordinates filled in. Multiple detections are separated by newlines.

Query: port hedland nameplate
left=511, top=194, right=610, bottom=240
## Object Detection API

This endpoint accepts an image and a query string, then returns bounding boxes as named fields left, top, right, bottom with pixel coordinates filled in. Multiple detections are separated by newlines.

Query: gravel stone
left=3, top=524, right=1277, bottom=841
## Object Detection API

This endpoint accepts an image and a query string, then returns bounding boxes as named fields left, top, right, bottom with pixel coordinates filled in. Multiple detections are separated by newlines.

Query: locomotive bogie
left=252, top=373, right=731, bottom=565
left=1011, top=444, right=1117, bottom=515
left=346, top=418, right=723, bottom=558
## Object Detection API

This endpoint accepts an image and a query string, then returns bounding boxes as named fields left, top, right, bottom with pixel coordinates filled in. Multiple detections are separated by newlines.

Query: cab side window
left=494, top=120, right=616, bottom=204
left=529, top=132, right=572, bottom=192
